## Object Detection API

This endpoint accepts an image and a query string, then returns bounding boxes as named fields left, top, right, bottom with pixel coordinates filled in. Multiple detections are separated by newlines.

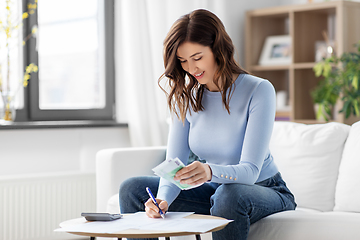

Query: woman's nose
left=188, top=61, right=197, bottom=75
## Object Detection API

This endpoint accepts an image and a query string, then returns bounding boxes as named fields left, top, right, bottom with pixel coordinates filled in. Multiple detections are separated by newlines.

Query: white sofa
left=96, top=121, right=360, bottom=239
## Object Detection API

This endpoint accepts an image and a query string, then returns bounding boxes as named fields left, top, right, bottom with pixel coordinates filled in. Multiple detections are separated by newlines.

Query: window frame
left=16, top=0, right=115, bottom=122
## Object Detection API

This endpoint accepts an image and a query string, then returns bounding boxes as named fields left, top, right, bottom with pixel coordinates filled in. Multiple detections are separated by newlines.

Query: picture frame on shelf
left=259, top=35, right=291, bottom=66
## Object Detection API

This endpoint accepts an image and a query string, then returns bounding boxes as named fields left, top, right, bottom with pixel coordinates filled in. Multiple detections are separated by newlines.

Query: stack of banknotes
left=152, top=158, right=203, bottom=190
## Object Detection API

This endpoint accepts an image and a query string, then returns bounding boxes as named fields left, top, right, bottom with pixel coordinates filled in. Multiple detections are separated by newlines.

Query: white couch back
left=96, top=146, right=167, bottom=212
left=269, top=121, right=350, bottom=211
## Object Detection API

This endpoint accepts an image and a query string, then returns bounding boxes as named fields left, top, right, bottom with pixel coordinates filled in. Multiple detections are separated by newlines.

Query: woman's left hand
left=173, top=161, right=212, bottom=185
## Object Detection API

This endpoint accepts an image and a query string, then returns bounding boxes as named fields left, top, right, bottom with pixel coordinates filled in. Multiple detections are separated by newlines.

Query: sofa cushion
left=334, top=120, right=360, bottom=212
left=248, top=208, right=360, bottom=240
left=269, top=121, right=350, bottom=211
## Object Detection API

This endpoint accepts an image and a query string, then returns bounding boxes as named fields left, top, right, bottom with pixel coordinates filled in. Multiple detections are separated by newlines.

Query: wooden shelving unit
left=245, top=1, right=360, bottom=124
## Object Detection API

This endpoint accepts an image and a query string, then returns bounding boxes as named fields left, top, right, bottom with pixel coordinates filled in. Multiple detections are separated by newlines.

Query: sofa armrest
left=95, top=146, right=166, bottom=212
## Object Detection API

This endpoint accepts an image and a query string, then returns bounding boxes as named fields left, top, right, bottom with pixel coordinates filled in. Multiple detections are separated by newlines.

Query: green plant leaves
left=353, top=75, right=358, bottom=91
left=353, top=99, right=359, bottom=116
left=312, top=40, right=360, bottom=120
left=313, top=59, right=334, bottom=78
left=313, top=62, right=323, bottom=77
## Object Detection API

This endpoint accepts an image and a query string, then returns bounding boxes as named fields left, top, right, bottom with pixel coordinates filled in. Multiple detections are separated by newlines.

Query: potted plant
left=312, top=41, right=360, bottom=122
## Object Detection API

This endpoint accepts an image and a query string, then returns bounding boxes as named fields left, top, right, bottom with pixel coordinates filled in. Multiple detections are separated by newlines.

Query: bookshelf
left=245, top=1, right=360, bottom=124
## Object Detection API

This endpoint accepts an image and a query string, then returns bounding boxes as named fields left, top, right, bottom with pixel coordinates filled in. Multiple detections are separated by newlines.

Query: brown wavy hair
left=159, top=9, right=248, bottom=122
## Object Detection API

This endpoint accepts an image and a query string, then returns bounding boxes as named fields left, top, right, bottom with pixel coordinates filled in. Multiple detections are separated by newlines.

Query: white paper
left=136, top=217, right=232, bottom=233
left=127, top=211, right=194, bottom=220
left=55, top=212, right=193, bottom=233
left=127, top=212, right=194, bottom=227
left=55, top=212, right=232, bottom=234
left=55, top=218, right=132, bottom=233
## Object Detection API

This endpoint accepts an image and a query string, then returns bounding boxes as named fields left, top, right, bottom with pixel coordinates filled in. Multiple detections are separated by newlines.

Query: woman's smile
left=194, top=71, right=204, bottom=80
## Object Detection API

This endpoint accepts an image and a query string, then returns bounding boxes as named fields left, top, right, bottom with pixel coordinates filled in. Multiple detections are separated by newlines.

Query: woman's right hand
left=144, top=198, right=168, bottom=218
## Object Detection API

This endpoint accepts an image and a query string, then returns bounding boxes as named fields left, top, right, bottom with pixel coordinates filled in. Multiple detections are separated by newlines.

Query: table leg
left=165, top=237, right=170, bottom=240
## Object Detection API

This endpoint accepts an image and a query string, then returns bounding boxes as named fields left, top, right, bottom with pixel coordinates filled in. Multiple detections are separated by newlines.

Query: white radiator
left=0, top=172, right=96, bottom=240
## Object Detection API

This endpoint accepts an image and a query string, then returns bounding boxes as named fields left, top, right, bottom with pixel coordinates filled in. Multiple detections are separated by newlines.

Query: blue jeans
left=119, top=172, right=296, bottom=240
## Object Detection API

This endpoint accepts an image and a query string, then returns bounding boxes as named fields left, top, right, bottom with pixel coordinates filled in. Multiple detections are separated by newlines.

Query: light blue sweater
left=157, top=74, right=279, bottom=205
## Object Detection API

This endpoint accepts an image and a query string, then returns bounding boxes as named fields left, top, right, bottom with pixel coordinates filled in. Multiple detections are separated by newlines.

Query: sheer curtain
left=114, top=0, right=281, bottom=147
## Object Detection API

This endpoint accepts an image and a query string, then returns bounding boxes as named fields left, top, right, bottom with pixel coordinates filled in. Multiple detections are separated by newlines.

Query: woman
left=119, top=9, right=296, bottom=240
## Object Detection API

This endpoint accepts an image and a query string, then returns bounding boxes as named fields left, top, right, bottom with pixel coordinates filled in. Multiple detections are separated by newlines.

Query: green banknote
left=152, top=158, right=203, bottom=190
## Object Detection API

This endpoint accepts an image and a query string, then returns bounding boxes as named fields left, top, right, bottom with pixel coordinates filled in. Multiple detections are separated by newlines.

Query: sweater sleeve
left=156, top=115, right=191, bottom=206
left=207, top=80, right=276, bottom=184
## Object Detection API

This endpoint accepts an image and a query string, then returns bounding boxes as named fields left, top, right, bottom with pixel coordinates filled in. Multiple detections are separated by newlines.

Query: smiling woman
left=119, top=9, right=296, bottom=240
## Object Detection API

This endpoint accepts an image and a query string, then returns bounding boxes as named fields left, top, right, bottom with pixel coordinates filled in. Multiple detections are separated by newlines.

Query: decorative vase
left=1, top=93, right=16, bottom=122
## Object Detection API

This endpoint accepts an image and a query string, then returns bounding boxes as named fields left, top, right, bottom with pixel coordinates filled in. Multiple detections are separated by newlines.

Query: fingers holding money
left=174, top=161, right=212, bottom=185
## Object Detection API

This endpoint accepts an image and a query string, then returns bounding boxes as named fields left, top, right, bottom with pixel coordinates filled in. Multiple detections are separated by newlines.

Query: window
left=17, top=0, right=115, bottom=121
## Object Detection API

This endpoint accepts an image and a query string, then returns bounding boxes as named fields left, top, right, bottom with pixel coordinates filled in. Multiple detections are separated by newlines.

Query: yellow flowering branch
left=23, top=63, right=38, bottom=87
left=0, top=0, right=38, bottom=120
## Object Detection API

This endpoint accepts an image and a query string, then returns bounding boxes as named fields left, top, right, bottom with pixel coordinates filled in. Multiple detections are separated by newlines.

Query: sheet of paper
left=152, top=158, right=203, bottom=190
left=133, top=212, right=233, bottom=233
left=55, top=212, right=194, bottom=234
left=127, top=211, right=194, bottom=220
left=55, top=212, right=232, bottom=234
left=123, top=211, right=194, bottom=228
left=55, top=217, right=133, bottom=233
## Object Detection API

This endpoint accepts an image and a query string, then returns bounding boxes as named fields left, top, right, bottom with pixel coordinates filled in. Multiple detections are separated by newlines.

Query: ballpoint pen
left=146, top=187, right=165, bottom=219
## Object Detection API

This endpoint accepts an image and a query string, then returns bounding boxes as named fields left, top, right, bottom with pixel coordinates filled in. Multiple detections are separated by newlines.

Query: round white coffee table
left=59, top=214, right=229, bottom=240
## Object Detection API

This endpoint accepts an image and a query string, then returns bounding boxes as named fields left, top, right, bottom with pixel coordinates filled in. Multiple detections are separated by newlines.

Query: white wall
left=0, top=127, right=131, bottom=176
left=211, top=0, right=284, bottom=67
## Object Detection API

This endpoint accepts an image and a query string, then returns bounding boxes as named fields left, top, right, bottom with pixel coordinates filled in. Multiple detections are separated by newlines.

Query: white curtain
left=114, top=0, right=283, bottom=147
